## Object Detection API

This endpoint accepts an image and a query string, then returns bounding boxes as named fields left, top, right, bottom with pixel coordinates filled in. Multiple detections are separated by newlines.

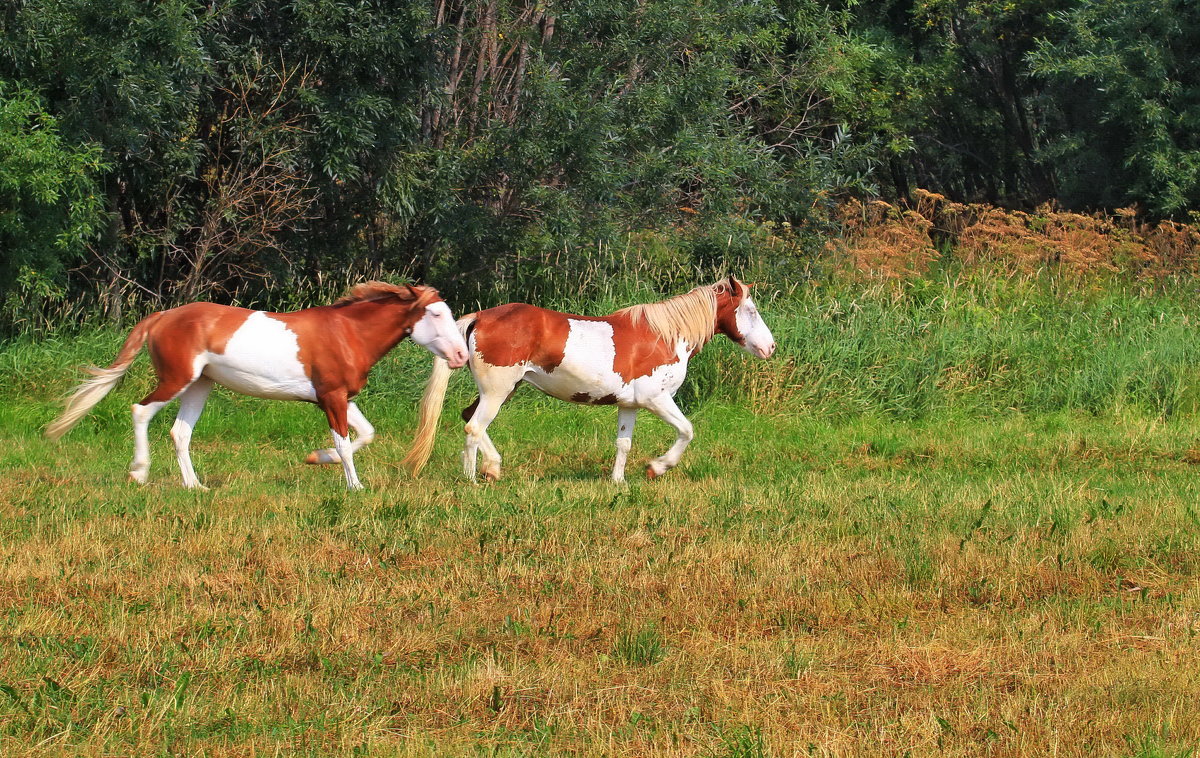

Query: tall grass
left=692, top=274, right=1200, bottom=419
left=9, top=271, right=1198, bottom=430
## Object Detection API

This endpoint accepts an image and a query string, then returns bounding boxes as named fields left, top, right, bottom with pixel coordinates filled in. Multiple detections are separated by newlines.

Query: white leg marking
left=612, top=407, right=637, bottom=483
left=170, top=378, right=214, bottom=490
left=463, top=365, right=523, bottom=482
left=464, top=394, right=505, bottom=482
left=332, top=429, right=363, bottom=490
left=643, top=395, right=694, bottom=479
left=307, top=402, right=376, bottom=465
left=130, top=401, right=169, bottom=484
left=478, top=430, right=503, bottom=482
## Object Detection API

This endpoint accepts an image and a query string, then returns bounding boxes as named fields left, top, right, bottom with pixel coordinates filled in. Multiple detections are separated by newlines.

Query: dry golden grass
left=830, top=189, right=1200, bottom=281
left=1, top=402, right=1198, bottom=756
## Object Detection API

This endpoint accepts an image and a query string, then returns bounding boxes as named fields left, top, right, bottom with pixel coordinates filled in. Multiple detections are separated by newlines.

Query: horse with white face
left=46, top=282, right=469, bottom=490
left=404, top=276, right=776, bottom=482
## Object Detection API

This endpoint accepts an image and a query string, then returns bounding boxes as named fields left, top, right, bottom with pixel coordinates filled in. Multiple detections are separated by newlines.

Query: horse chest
left=202, top=312, right=317, bottom=401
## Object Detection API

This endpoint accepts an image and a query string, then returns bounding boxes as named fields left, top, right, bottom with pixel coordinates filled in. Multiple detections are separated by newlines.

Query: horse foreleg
left=643, top=395, right=694, bottom=480
left=170, top=377, right=214, bottom=489
left=306, top=402, right=375, bottom=465
left=612, top=407, right=637, bottom=483
left=318, top=393, right=363, bottom=490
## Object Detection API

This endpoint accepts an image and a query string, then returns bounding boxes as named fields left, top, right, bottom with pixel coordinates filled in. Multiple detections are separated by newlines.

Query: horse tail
left=404, top=313, right=476, bottom=476
left=45, top=313, right=161, bottom=440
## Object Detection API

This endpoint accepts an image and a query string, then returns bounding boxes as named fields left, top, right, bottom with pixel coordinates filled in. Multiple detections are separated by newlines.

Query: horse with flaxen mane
left=403, top=276, right=776, bottom=482
left=46, top=282, right=469, bottom=490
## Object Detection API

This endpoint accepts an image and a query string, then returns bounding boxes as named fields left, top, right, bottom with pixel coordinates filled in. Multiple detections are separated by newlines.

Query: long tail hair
left=403, top=313, right=476, bottom=475
left=45, top=313, right=161, bottom=440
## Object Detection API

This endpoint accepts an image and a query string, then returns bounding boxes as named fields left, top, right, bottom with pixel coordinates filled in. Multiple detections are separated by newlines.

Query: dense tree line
left=1, top=0, right=1197, bottom=329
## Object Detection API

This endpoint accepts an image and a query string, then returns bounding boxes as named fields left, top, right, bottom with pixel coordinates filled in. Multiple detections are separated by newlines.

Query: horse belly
left=526, top=366, right=632, bottom=405
left=202, top=313, right=317, bottom=401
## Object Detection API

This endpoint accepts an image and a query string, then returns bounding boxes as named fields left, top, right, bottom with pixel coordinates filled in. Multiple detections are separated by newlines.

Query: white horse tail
left=404, top=313, right=476, bottom=475
left=45, top=312, right=162, bottom=440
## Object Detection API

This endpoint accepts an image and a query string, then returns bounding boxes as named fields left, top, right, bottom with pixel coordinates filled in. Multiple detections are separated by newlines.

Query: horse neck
left=334, top=300, right=418, bottom=364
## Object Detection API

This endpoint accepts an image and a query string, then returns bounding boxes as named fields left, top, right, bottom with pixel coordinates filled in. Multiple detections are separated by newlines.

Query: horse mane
left=615, top=283, right=720, bottom=349
left=334, top=281, right=439, bottom=308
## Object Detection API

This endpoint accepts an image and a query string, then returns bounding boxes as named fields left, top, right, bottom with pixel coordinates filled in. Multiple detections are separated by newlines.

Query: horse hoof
left=306, top=449, right=339, bottom=465
left=482, top=471, right=500, bottom=483
left=645, top=465, right=658, bottom=480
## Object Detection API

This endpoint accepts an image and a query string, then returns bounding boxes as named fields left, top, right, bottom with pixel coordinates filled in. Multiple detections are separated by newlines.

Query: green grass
left=1, top=277, right=1199, bottom=756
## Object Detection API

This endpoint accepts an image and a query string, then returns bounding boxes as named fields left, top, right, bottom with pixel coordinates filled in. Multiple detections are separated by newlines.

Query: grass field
left=2, top=279, right=1200, bottom=756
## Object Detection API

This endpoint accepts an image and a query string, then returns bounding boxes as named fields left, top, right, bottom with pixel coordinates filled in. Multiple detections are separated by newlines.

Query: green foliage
left=0, top=81, right=105, bottom=325
left=0, top=0, right=1196, bottom=333
left=1030, top=0, right=1200, bottom=216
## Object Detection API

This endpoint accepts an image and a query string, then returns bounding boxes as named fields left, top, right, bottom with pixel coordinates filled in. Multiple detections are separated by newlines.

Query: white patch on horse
left=524, top=319, right=629, bottom=402
left=632, top=340, right=690, bottom=404
left=202, top=312, right=316, bottom=401
left=518, top=319, right=690, bottom=407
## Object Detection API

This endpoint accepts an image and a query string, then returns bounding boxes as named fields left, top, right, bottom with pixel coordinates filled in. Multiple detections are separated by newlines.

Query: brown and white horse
left=46, top=282, right=469, bottom=490
left=404, top=276, right=776, bottom=482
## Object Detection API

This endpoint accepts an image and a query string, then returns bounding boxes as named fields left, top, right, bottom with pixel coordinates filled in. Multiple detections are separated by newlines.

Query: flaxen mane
left=616, top=283, right=722, bottom=349
left=335, top=281, right=438, bottom=307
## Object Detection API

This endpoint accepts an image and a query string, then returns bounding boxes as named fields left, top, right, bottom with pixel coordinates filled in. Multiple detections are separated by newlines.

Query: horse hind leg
left=171, top=377, right=214, bottom=489
left=612, top=407, right=637, bottom=483
left=130, top=377, right=200, bottom=485
left=463, top=368, right=523, bottom=482
left=306, top=402, right=375, bottom=465
left=477, top=430, right=502, bottom=482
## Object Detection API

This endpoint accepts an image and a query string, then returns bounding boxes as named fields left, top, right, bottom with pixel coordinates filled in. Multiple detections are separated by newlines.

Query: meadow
left=1, top=275, right=1200, bottom=756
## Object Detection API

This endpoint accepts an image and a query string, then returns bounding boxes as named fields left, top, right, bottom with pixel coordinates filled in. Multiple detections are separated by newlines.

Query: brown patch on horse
left=567, top=391, right=617, bottom=404
left=609, top=313, right=685, bottom=382
left=277, top=287, right=439, bottom=401
left=714, top=276, right=749, bottom=346
left=471, top=303, right=572, bottom=372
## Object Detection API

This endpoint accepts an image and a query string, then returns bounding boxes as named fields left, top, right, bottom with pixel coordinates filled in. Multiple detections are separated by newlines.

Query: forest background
left=2, top=0, right=1199, bottom=331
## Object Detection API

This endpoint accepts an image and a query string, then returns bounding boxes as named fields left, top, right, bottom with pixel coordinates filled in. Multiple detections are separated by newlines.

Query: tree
left=0, top=81, right=105, bottom=324
left=1030, top=0, right=1200, bottom=216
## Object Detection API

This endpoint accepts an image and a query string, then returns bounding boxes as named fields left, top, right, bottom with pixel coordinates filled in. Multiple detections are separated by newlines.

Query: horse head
left=714, top=276, right=776, bottom=359
left=403, top=286, right=470, bottom=369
